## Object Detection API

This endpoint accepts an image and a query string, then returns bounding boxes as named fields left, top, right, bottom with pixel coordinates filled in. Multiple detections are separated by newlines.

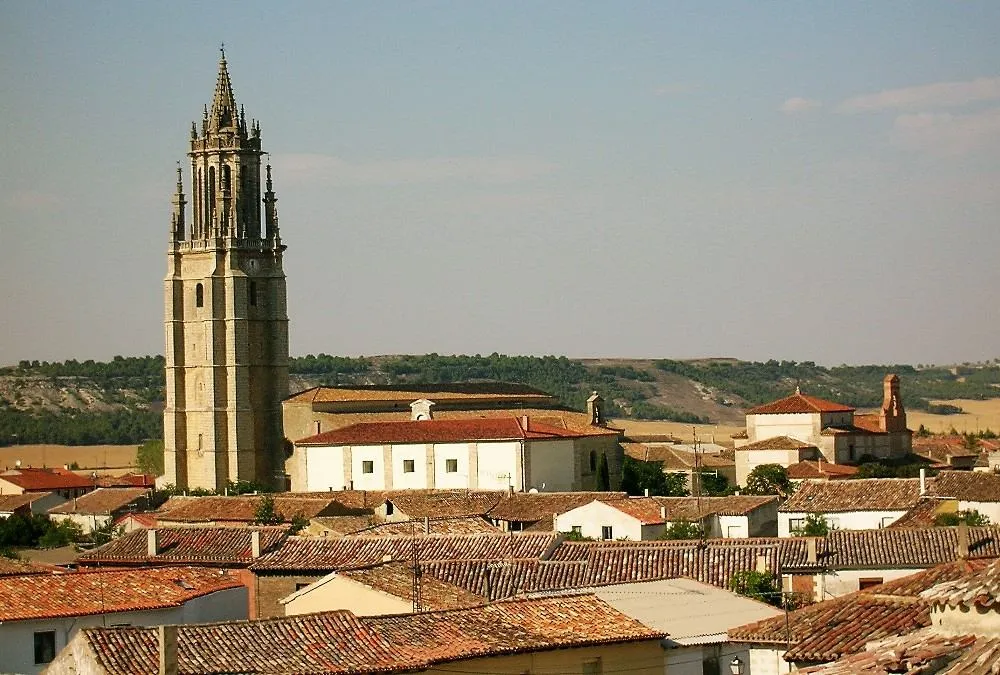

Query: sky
left=2, top=2, right=999, bottom=367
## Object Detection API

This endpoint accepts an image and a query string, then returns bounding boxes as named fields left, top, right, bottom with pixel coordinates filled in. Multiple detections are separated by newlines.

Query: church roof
left=295, top=417, right=616, bottom=445
left=746, top=390, right=854, bottom=415
left=208, top=48, right=238, bottom=131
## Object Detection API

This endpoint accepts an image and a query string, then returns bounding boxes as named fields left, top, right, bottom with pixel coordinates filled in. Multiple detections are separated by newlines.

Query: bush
left=660, top=520, right=703, bottom=540
left=252, top=495, right=282, bottom=525
left=793, top=513, right=829, bottom=537
left=729, top=570, right=782, bottom=607
left=38, top=520, right=83, bottom=548
left=934, top=510, right=990, bottom=527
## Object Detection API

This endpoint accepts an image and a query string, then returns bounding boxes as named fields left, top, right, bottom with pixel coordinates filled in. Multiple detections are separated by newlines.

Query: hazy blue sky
left=2, top=2, right=999, bottom=366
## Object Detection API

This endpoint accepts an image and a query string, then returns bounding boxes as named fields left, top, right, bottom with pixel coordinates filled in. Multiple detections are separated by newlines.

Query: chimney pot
left=147, top=529, right=160, bottom=557
left=158, top=625, right=178, bottom=675
left=251, top=530, right=261, bottom=558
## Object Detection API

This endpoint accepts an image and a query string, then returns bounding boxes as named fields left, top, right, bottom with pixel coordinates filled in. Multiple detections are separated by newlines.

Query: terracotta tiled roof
left=420, top=559, right=590, bottom=600
left=0, top=492, right=56, bottom=513
left=921, top=557, right=1000, bottom=608
left=384, top=491, right=504, bottom=518
left=81, top=594, right=663, bottom=674
left=338, top=561, right=484, bottom=610
left=47, top=487, right=151, bottom=515
left=820, top=425, right=882, bottom=436
left=156, top=495, right=363, bottom=523
left=0, top=566, right=243, bottom=622
left=930, top=470, right=1000, bottom=503
left=291, top=488, right=503, bottom=512
left=546, top=540, right=781, bottom=589
left=351, top=515, right=502, bottom=537
left=251, top=532, right=559, bottom=572
left=286, top=382, right=557, bottom=404
left=780, top=478, right=927, bottom=513
left=310, top=514, right=380, bottom=535
left=488, top=491, right=629, bottom=523
left=730, top=559, right=993, bottom=663
left=95, top=473, right=156, bottom=488
left=77, top=527, right=287, bottom=566
left=852, top=413, right=886, bottom=433
left=622, top=442, right=734, bottom=469
left=787, top=459, right=860, bottom=480
left=797, top=628, right=997, bottom=674
left=0, top=556, right=50, bottom=576
left=888, top=498, right=949, bottom=528
left=0, top=467, right=94, bottom=491
left=295, top=416, right=616, bottom=445
left=594, top=497, right=666, bottom=524
left=651, top=495, right=778, bottom=519
left=746, top=392, right=854, bottom=415
left=737, top=435, right=819, bottom=451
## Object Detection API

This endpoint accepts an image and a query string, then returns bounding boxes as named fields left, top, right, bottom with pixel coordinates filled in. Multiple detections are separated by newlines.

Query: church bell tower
left=162, top=49, right=289, bottom=491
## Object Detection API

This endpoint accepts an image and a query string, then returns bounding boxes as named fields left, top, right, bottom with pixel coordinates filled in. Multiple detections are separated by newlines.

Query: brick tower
left=162, top=49, right=289, bottom=491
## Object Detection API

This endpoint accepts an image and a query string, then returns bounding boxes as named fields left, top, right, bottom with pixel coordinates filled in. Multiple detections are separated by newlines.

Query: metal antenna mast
left=410, top=520, right=422, bottom=612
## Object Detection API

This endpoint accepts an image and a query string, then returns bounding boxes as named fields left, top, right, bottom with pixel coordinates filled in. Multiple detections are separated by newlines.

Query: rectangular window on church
left=445, top=459, right=458, bottom=473
left=362, top=461, right=374, bottom=474
left=403, top=459, right=415, bottom=473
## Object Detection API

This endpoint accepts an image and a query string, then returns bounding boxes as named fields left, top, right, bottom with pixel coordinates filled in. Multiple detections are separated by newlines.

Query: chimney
left=147, top=529, right=160, bottom=557
left=660, top=506, right=666, bottom=519
left=644, top=488, right=650, bottom=497
left=410, top=399, right=435, bottom=421
left=806, top=538, right=818, bottom=565
left=755, top=555, right=768, bottom=574
left=158, top=625, right=178, bottom=675
left=314, top=420, right=321, bottom=434
left=919, top=468, right=927, bottom=496
left=957, top=521, right=969, bottom=559
left=251, top=530, right=262, bottom=558
left=424, top=516, right=430, bottom=535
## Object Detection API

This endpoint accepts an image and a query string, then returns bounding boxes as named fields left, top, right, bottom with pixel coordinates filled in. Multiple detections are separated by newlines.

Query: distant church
left=162, top=51, right=289, bottom=491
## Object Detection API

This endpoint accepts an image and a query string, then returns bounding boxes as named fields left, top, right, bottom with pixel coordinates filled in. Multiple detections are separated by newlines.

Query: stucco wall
left=932, top=603, right=1000, bottom=637
left=778, top=509, right=907, bottom=537
left=555, top=501, right=645, bottom=541
left=818, top=568, right=926, bottom=601
left=747, top=413, right=822, bottom=445
left=958, top=500, right=1000, bottom=523
left=527, top=439, right=576, bottom=492
left=283, top=575, right=412, bottom=617
left=747, top=646, right=793, bottom=675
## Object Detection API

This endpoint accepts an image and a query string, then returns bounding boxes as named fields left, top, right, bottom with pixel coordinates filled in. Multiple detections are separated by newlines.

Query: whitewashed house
left=288, top=415, right=622, bottom=493
left=930, top=470, right=1000, bottom=523
left=46, top=487, right=152, bottom=534
left=778, top=476, right=927, bottom=537
left=555, top=498, right=667, bottom=540
left=0, top=492, right=66, bottom=519
left=0, top=567, right=246, bottom=674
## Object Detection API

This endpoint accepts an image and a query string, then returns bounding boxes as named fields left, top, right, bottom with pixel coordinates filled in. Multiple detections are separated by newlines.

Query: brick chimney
left=147, top=529, right=160, bottom=557
left=158, top=625, right=178, bottom=675
left=879, top=374, right=907, bottom=433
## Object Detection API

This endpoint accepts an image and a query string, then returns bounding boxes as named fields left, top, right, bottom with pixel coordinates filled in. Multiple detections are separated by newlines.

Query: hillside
left=2, top=354, right=1000, bottom=445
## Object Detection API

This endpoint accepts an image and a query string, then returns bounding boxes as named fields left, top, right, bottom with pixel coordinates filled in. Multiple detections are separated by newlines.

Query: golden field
left=908, top=399, right=1000, bottom=435
left=609, top=419, right=744, bottom=446
left=0, top=444, right=138, bottom=473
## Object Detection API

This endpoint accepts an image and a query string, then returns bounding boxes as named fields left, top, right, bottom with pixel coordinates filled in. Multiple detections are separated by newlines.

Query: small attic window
left=195, top=283, right=204, bottom=308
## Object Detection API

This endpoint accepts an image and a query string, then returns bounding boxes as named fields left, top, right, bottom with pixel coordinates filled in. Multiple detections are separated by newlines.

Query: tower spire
left=209, top=46, right=238, bottom=131
left=170, top=162, right=186, bottom=242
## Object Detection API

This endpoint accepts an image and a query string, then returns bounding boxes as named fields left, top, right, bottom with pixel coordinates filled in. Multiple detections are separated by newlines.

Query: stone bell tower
left=162, top=49, right=289, bottom=491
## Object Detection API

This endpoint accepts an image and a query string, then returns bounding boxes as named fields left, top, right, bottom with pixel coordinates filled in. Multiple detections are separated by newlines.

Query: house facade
left=777, top=477, right=927, bottom=537
left=288, top=416, right=623, bottom=493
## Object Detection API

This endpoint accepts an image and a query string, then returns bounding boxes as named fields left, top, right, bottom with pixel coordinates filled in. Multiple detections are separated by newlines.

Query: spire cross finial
left=220, top=42, right=226, bottom=60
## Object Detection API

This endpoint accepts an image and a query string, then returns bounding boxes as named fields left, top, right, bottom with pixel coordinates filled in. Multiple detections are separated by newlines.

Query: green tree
left=596, top=453, right=611, bottom=491
left=793, top=513, right=829, bottom=537
left=934, top=510, right=991, bottom=527
left=252, top=495, right=283, bottom=525
left=729, top=570, right=782, bottom=607
left=620, top=456, right=688, bottom=497
left=39, top=520, right=83, bottom=548
left=659, top=519, right=703, bottom=540
left=289, top=512, right=310, bottom=535
left=696, top=470, right=732, bottom=496
left=743, top=464, right=792, bottom=496
left=136, top=439, right=164, bottom=476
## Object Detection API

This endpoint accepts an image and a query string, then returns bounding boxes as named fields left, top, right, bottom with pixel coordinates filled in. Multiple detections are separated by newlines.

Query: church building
left=161, top=51, right=289, bottom=491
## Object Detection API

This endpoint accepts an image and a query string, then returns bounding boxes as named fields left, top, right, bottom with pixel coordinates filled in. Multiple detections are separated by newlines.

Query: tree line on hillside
left=0, top=409, right=161, bottom=447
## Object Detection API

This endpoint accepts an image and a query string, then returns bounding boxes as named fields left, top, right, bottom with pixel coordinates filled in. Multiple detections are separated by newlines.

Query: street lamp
left=730, top=656, right=743, bottom=675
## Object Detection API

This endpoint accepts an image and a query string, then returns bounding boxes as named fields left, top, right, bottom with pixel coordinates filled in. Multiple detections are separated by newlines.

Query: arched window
left=195, top=283, right=204, bottom=308
left=249, top=281, right=257, bottom=307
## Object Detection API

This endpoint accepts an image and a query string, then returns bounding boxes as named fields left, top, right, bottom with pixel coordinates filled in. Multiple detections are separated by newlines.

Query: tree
left=38, top=520, right=83, bottom=548
left=934, top=510, right=991, bottom=527
left=659, top=519, right=703, bottom=540
left=743, top=464, right=792, bottom=497
left=620, top=456, right=688, bottom=497
left=136, top=439, right=164, bottom=476
left=289, top=512, right=310, bottom=535
left=696, top=470, right=732, bottom=496
left=793, top=513, right=829, bottom=537
left=596, top=453, right=611, bottom=491
left=729, top=570, right=781, bottom=607
left=252, top=495, right=282, bottom=525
